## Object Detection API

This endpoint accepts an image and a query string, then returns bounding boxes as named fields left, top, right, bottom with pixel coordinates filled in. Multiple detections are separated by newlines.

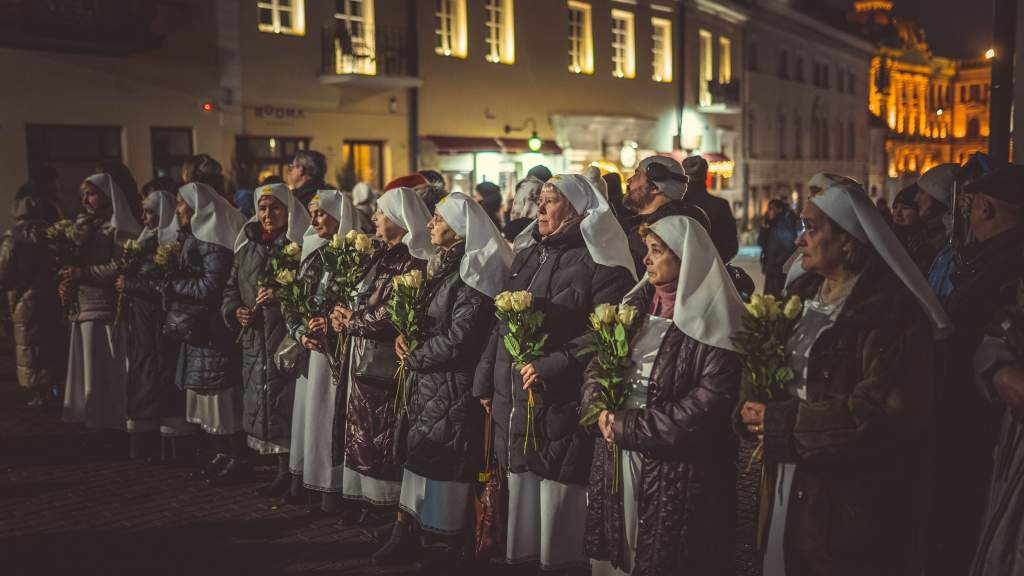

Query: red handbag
left=474, top=415, right=507, bottom=560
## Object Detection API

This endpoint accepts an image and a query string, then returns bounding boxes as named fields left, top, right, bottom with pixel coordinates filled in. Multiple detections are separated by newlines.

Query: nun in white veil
left=739, top=180, right=949, bottom=576
left=166, top=182, right=249, bottom=484
left=62, top=172, right=142, bottom=436
left=372, top=192, right=512, bottom=566
left=281, top=189, right=355, bottom=507
left=221, top=183, right=309, bottom=492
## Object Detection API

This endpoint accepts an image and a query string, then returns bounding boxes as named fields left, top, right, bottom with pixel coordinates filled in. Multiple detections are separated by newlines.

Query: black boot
left=372, top=520, right=420, bottom=566
left=207, top=457, right=253, bottom=487
left=417, top=534, right=472, bottom=575
left=280, top=474, right=310, bottom=505
left=129, top=431, right=159, bottom=461
left=256, top=454, right=292, bottom=498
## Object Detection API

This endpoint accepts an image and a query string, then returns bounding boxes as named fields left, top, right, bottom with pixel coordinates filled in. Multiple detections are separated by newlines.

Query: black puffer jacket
left=123, top=234, right=180, bottom=422
left=166, top=229, right=238, bottom=391
left=472, top=222, right=634, bottom=485
left=403, top=243, right=492, bottom=482
left=584, top=284, right=740, bottom=576
left=222, top=223, right=295, bottom=448
left=340, top=242, right=427, bottom=477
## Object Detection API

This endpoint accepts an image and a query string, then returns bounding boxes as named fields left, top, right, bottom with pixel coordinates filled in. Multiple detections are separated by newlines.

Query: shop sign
left=253, top=106, right=306, bottom=121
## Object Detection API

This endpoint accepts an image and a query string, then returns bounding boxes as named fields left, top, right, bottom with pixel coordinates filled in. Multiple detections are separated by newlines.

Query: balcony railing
left=0, top=0, right=160, bottom=55
left=320, top=23, right=417, bottom=84
left=708, top=80, right=741, bottom=106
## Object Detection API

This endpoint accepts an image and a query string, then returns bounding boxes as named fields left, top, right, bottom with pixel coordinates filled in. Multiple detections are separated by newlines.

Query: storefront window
left=151, top=127, right=194, bottom=181
left=25, top=124, right=122, bottom=213
left=340, top=141, right=383, bottom=190
left=235, top=135, right=310, bottom=188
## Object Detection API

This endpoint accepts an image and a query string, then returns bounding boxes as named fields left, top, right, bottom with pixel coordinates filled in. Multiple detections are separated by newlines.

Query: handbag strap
left=482, top=414, right=496, bottom=476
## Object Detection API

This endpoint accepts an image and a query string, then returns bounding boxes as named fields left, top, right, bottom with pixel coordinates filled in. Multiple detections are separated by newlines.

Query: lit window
left=257, top=0, right=305, bottom=36
left=719, top=36, right=732, bottom=84
left=485, top=0, right=515, bottom=64
left=567, top=1, right=594, bottom=74
left=651, top=17, right=672, bottom=83
left=335, top=0, right=376, bottom=75
left=699, top=29, right=713, bottom=106
left=437, top=0, right=468, bottom=58
left=611, top=9, right=635, bottom=79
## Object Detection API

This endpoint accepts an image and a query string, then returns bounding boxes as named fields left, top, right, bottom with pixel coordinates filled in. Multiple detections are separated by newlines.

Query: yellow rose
left=617, top=304, right=638, bottom=327
left=509, top=291, right=532, bottom=312
left=589, top=312, right=602, bottom=331
left=276, top=269, right=295, bottom=286
left=283, top=242, right=301, bottom=258
left=345, top=229, right=361, bottom=242
left=494, top=291, right=513, bottom=313
left=122, top=239, right=140, bottom=252
left=783, top=295, right=803, bottom=319
left=405, top=270, right=424, bottom=289
left=764, top=295, right=781, bottom=319
left=354, top=233, right=373, bottom=254
left=329, top=233, right=344, bottom=250
left=595, top=303, right=617, bottom=324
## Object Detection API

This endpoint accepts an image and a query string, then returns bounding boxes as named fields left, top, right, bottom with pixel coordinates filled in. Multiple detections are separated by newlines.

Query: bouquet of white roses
left=237, top=241, right=302, bottom=343
left=494, top=290, right=548, bottom=453
left=389, top=269, right=425, bottom=416
left=272, top=268, right=315, bottom=322
left=112, top=239, right=146, bottom=327
left=579, top=302, right=640, bottom=492
left=323, top=230, right=376, bottom=365
left=45, top=219, right=81, bottom=317
left=153, top=242, right=180, bottom=275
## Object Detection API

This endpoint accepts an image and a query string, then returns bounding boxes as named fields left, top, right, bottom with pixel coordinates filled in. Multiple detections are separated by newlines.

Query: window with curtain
left=257, top=0, right=305, bottom=36
left=651, top=17, right=672, bottom=82
left=567, top=1, right=593, bottom=74
left=335, top=0, right=376, bottom=74
left=699, top=29, right=713, bottom=106
left=611, top=9, right=635, bottom=79
left=484, top=0, right=514, bottom=64
left=718, top=36, right=731, bottom=84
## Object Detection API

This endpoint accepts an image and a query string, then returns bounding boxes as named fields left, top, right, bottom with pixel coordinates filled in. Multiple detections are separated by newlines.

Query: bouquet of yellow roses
left=153, top=242, right=180, bottom=275
left=579, top=302, right=640, bottom=492
left=494, top=290, right=548, bottom=453
left=323, top=230, right=376, bottom=367
left=732, top=293, right=802, bottom=467
left=237, top=241, right=302, bottom=344
left=113, top=239, right=146, bottom=328
left=389, top=269, right=425, bottom=416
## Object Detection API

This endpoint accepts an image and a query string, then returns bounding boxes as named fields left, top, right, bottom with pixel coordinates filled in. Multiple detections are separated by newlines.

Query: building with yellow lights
left=851, top=0, right=990, bottom=193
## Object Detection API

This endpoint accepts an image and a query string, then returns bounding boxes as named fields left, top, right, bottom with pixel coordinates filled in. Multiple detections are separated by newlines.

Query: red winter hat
left=385, top=173, right=430, bottom=193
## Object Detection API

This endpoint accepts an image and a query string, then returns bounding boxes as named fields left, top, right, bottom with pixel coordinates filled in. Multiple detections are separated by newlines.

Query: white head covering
left=85, top=173, right=141, bottom=237
left=917, top=163, right=958, bottom=208
left=234, top=182, right=311, bottom=253
left=807, top=172, right=856, bottom=194
left=352, top=182, right=375, bottom=207
left=512, top=173, right=637, bottom=280
left=582, top=166, right=609, bottom=200
left=809, top=181, right=952, bottom=337
left=638, top=156, right=688, bottom=200
left=139, top=189, right=179, bottom=244
left=434, top=192, right=513, bottom=298
left=178, top=182, right=247, bottom=251
left=377, top=187, right=433, bottom=260
left=301, top=189, right=356, bottom=262
left=624, top=216, right=744, bottom=351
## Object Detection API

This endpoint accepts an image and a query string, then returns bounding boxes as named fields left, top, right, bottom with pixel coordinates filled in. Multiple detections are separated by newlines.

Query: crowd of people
left=4, top=146, right=1024, bottom=576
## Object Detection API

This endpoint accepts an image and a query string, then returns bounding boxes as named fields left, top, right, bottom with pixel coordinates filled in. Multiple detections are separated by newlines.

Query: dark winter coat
left=747, top=262, right=937, bottom=576
left=166, top=229, right=238, bottom=391
left=472, top=221, right=634, bottom=485
left=123, top=234, right=181, bottom=422
left=686, top=182, right=739, bottom=263
left=624, top=200, right=711, bottom=279
left=403, top=243, right=492, bottom=482
left=340, top=242, right=427, bottom=478
left=584, top=284, right=741, bottom=576
left=222, top=223, right=295, bottom=447
left=0, top=197, right=64, bottom=390
left=759, top=210, right=800, bottom=276
left=71, top=211, right=132, bottom=322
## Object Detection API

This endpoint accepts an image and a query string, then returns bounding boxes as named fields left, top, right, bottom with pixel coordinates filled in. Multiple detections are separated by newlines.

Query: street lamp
left=504, top=118, right=543, bottom=152
left=986, top=48, right=996, bottom=59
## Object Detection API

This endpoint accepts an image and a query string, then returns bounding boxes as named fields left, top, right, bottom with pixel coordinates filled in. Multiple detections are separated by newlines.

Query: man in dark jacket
left=891, top=184, right=941, bottom=274
left=758, top=198, right=799, bottom=297
left=682, top=155, right=739, bottom=262
left=285, top=149, right=327, bottom=208
left=928, top=165, right=1024, bottom=576
left=623, top=156, right=711, bottom=278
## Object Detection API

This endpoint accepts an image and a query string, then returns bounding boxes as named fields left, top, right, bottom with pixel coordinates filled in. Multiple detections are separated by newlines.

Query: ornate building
left=850, top=0, right=990, bottom=194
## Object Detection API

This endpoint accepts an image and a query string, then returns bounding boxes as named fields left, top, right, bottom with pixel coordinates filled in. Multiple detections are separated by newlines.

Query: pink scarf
left=649, top=283, right=676, bottom=319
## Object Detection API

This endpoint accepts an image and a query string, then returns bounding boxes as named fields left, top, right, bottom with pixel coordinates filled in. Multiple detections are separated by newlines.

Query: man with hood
left=681, top=155, right=739, bottom=263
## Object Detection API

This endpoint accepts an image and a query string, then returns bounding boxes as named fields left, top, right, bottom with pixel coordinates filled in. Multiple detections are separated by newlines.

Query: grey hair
left=294, top=150, right=327, bottom=181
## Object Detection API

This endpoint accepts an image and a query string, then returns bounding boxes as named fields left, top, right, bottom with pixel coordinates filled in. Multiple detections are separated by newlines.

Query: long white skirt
left=398, top=469, right=472, bottom=535
left=186, top=386, right=243, bottom=435
left=506, top=470, right=589, bottom=570
left=62, top=320, right=127, bottom=430
left=591, top=450, right=642, bottom=576
left=763, top=463, right=798, bottom=576
left=289, top=349, right=345, bottom=492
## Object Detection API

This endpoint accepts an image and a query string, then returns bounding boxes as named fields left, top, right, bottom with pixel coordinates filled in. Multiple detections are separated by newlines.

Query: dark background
left=894, top=0, right=993, bottom=58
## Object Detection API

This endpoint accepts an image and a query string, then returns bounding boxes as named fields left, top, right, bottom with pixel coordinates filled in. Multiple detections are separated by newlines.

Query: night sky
left=893, top=0, right=993, bottom=59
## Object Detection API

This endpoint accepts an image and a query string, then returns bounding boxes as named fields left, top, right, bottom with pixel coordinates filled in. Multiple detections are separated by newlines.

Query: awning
left=424, top=135, right=562, bottom=155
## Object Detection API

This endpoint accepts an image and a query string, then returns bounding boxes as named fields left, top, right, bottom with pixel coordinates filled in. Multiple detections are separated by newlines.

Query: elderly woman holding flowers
left=473, top=173, right=635, bottom=573
left=166, top=182, right=247, bottom=483
left=583, top=215, right=743, bottom=576
left=330, top=186, right=430, bottom=524
left=281, top=189, right=356, bottom=511
left=61, top=172, right=141, bottom=450
left=222, top=183, right=309, bottom=491
left=738, top=180, right=950, bottom=576
left=371, top=192, right=512, bottom=569
left=116, top=189, right=186, bottom=460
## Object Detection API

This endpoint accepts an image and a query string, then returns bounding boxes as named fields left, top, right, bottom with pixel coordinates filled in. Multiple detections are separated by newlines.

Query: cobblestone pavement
left=0, top=350, right=434, bottom=576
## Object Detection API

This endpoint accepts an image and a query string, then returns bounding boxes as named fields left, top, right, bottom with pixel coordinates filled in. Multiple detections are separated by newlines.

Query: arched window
left=778, top=112, right=787, bottom=159
left=794, top=115, right=803, bottom=159
left=967, top=117, right=981, bottom=138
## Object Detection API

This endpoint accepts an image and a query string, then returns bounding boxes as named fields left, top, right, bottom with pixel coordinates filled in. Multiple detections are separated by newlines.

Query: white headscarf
left=434, top=192, right=513, bottom=298
left=377, top=187, right=433, bottom=260
left=178, top=182, right=247, bottom=251
left=139, top=189, right=179, bottom=244
left=809, top=181, right=952, bottom=337
left=352, top=182, right=375, bottom=207
left=785, top=173, right=864, bottom=290
left=85, top=173, right=141, bottom=237
left=917, top=163, right=958, bottom=208
left=512, top=173, right=637, bottom=280
left=234, top=182, right=311, bottom=253
left=301, top=189, right=356, bottom=262
left=624, top=216, right=744, bottom=351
